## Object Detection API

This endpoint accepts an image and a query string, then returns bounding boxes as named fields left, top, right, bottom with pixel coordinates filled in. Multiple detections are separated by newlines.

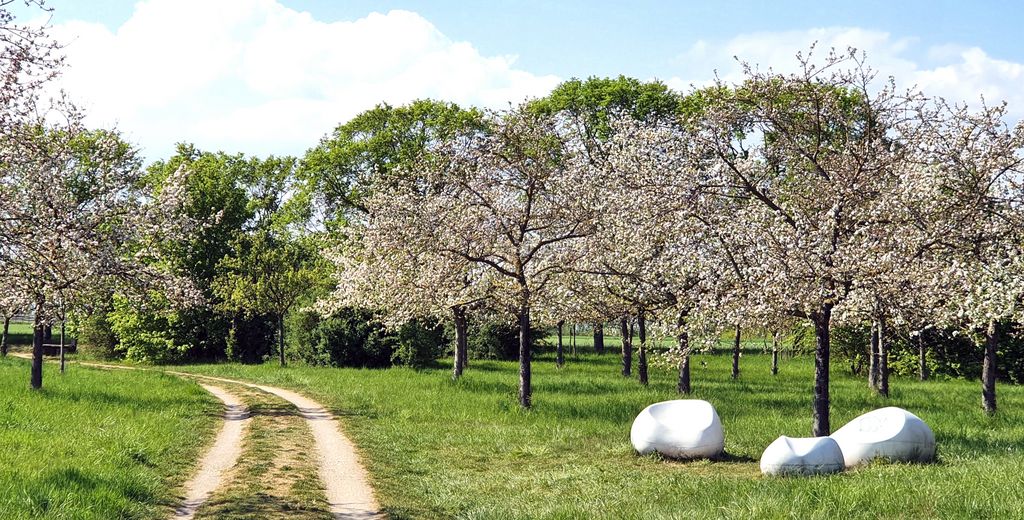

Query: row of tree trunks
left=918, top=332, right=928, bottom=381
left=982, top=319, right=998, bottom=414
left=877, top=318, right=889, bottom=397
left=637, top=308, right=648, bottom=386
left=517, top=299, right=532, bottom=408
left=677, top=311, right=690, bottom=394
left=867, top=319, right=890, bottom=397
left=556, top=319, right=565, bottom=368
left=0, top=316, right=9, bottom=357
left=593, top=323, right=605, bottom=355
left=31, top=296, right=45, bottom=389
left=731, top=324, right=741, bottom=379
left=59, top=322, right=66, bottom=374
left=452, top=306, right=468, bottom=379
left=868, top=321, right=879, bottom=389
left=620, top=317, right=632, bottom=377
left=770, top=332, right=779, bottom=376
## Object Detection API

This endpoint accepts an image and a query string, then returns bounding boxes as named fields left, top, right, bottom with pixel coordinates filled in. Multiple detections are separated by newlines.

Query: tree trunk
left=556, top=320, right=565, bottom=368
left=918, top=331, right=928, bottom=381
left=460, top=321, right=469, bottom=369
left=517, top=302, right=532, bottom=409
left=637, top=308, right=648, bottom=386
left=877, top=317, right=889, bottom=398
left=59, top=322, right=66, bottom=374
left=1, top=316, right=9, bottom=357
left=677, top=312, right=690, bottom=394
left=594, top=323, right=605, bottom=355
left=771, top=331, right=779, bottom=376
left=982, top=319, right=998, bottom=414
left=278, top=314, right=286, bottom=367
left=31, top=299, right=44, bottom=390
left=812, top=306, right=833, bottom=437
left=868, top=321, right=879, bottom=390
left=620, top=317, right=632, bottom=377
left=570, top=324, right=576, bottom=357
left=452, top=306, right=468, bottom=379
left=731, top=324, right=741, bottom=379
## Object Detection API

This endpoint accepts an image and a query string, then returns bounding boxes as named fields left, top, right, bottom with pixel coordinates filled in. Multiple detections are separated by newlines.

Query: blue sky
left=19, top=0, right=1024, bottom=160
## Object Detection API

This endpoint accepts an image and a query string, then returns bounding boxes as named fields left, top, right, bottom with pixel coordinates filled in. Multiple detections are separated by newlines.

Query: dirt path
left=173, top=384, right=250, bottom=520
left=170, top=372, right=383, bottom=519
left=8, top=353, right=383, bottom=519
left=192, top=384, right=334, bottom=519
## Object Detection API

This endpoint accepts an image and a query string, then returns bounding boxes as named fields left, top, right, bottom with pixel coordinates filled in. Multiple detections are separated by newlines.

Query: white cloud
left=665, top=27, right=1024, bottom=120
left=48, top=0, right=561, bottom=160
left=47, top=8, right=1024, bottom=161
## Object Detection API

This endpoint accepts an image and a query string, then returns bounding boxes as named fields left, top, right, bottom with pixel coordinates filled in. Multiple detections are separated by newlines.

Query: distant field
left=0, top=356, right=218, bottom=519
left=173, top=350, right=1024, bottom=519
left=4, top=321, right=35, bottom=347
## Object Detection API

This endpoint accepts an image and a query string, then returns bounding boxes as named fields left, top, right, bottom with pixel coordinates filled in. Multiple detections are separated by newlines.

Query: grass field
left=4, top=321, right=36, bottom=348
left=168, top=346, right=1024, bottom=519
left=0, top=356, right=219, bottom=519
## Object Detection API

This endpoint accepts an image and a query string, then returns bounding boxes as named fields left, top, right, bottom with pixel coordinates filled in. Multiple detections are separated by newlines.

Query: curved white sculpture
left=630, top=399, right=724, bottom=459
left=830, top=407, right=936, bottom=467
left=759, top=436, right=845, bottom=476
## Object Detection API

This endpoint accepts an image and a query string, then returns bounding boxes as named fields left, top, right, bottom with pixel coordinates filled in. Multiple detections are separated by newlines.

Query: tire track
left=173, top=384, right=250, bottom=519
left=169, top=371, right=383, bottom=519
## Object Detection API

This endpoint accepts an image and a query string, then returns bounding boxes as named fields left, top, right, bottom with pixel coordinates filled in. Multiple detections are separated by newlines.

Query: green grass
left=170, top=348, right=1024, bottom=519
left=0, top=356, right=220, bottom=519
left=4, top=321, right=36, bottom=348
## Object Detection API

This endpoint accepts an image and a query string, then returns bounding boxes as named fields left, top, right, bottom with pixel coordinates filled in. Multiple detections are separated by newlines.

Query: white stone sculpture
left=830, top=407, right=936, bottom=467
left=759, top=436, right=845, bottom=476
left=630, top=400, right=724, bottom=459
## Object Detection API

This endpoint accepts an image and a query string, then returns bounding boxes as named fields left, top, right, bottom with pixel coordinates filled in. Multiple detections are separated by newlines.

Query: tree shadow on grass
left=247, top=402, right=302, bottom=418
left=195, top=491, right=333, bottom=520
left=27, top=467, right=156, bottom=516
left=35, top=386, right=206, bottom=413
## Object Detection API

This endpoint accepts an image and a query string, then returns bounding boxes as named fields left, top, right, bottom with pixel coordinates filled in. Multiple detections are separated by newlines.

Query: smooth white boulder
left=759, top=436, right=845, bottom=476
left=830, top=407, right=935, bottom=467
left=630, top=400, right=724, bottom=459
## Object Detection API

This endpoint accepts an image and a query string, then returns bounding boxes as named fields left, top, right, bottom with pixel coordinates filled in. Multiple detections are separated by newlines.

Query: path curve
left=169, top=371, right=383, bottom=519
left=8, top=353, right=252, bottom=518
left=173, top=384, right=250, bottom=519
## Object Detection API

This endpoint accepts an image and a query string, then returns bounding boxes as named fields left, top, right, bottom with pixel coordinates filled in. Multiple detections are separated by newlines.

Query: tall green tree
left=214, top=231, right=328, bottom=366
left=111, top=146, right=294, bottom=362
left=300, top=99, right=485, bottom=225
left=303, top=99, right=487, bottom=374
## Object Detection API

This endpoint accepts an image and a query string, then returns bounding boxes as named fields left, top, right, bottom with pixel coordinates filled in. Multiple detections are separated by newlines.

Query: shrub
left=288, top=308, right=444, bottom=368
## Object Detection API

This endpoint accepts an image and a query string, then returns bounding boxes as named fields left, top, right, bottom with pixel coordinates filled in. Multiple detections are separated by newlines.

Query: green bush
left=75, top=307, right=117, bottom=360
left=108, top=294, right=190, bottom=363
left=288, top=308, right=444, bottom=368
left=225, top=314, right=277, bottom=364
left=466, top=317, right=543, bottom=361
left=391, top=319, right=446, bottom=368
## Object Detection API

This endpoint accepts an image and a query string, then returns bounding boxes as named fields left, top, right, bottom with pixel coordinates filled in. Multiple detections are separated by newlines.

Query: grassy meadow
left=0, top=356, right=219, bottom=519
left=169, top=343, right=1024, bottom=519
left=4, top=321, right=36, bottom=348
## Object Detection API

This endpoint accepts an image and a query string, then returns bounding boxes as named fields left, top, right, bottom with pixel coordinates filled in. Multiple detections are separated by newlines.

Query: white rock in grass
left=759, top=436, right=845, bottom=476
left=630, top=400, right=724, bottom=459
left=830, top=407, right=936, bottom=467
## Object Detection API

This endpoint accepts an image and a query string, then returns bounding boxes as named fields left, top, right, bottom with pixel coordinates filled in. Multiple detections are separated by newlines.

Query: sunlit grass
left=174, top=346, right=1024, bottom=519
left=0, top=356, right=219, bottom=519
